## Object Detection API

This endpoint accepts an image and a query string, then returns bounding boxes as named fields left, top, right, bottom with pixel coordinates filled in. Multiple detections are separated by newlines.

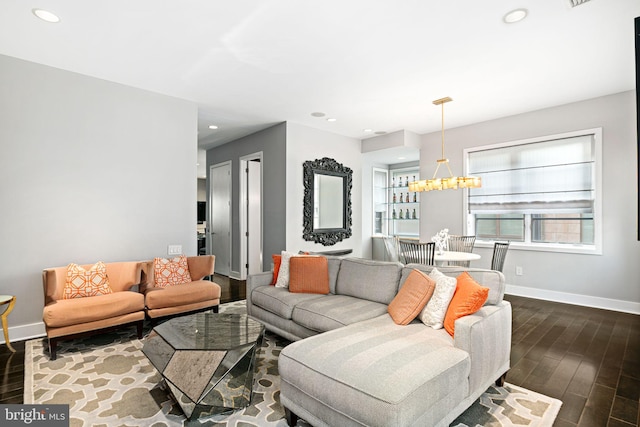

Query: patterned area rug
left=25, top=301, right=561, bottom=426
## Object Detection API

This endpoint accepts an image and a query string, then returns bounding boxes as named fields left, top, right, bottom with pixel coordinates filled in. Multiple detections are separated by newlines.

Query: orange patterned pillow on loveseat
left=63, top=261, right=113, bottom=299
left=153, top=255, right=192, bottom=288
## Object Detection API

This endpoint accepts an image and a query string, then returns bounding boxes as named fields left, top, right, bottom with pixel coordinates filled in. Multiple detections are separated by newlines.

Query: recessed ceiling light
left=326, top=118, right=337, bottom=122
left=398, top=157, right=406, bottom=160
left=32, top=8, right=60, bottom=23
left=208, top=125, right=218, bottom=130
left=363, top=129, right=373, bottom=133
left=311, top=112, right=325, bottom=117
left=374, top=131, right=387, bottom=135
left=503, top=8, right=528, bottom=24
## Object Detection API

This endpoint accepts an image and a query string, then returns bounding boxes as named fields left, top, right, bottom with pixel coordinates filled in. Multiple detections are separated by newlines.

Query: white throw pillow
left=275, top=251, right=298, bottom=288
left=419, top=268, right=457, bottom=329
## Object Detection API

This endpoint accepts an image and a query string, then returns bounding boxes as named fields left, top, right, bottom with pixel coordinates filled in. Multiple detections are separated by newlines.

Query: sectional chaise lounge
left=247, top=257, right=511, bottom=427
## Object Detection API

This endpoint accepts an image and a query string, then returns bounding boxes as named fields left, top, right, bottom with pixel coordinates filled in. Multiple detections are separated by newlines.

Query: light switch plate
left=168, top=245, right=182, bottom=255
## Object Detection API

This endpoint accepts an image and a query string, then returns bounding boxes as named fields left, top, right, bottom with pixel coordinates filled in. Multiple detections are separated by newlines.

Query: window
left=372, top=168, right=388, bottom=235
left=464, top=128, right=602, bottom=254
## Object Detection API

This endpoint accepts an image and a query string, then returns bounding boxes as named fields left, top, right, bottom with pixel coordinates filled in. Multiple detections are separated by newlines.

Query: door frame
left=208, top=161, right=232, bottom=276
left=239, top=152, right=263, bottom=280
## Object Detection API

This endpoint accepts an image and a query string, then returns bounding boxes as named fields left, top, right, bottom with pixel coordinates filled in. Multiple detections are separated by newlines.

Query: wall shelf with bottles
left=372, top=166, right=420, bottom=237
left=387, top=169, right=420, bottom=236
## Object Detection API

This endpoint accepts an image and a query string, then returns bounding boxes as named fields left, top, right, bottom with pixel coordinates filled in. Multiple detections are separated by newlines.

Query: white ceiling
left=1, top=1, right=638, bottom=153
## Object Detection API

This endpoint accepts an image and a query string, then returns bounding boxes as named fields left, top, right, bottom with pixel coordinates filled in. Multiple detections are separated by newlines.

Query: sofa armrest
left=246, top=272, right=273, bottom=316
left=453, top=300, right=512, bottom=393
left=187, top=255, right=215, bottom=280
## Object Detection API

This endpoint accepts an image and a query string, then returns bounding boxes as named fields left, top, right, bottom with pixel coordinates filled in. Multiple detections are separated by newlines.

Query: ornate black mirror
left=303, top=157, right=352, bottom=246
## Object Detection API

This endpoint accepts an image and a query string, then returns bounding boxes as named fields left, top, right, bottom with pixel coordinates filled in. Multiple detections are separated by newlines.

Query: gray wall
left=419, top=91, right=639, bottom=312
left=285, top=122, right=363, bottom=256
left=0, top=55, right=198, bottom=340
left=206, top=123, right=287, bottom=274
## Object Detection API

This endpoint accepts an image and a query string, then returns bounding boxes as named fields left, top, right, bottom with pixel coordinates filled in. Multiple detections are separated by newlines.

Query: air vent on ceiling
left=568, top=0, right=592, bottom=7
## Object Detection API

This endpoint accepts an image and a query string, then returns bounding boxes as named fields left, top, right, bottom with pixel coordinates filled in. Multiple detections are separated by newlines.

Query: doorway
left=240, top=152, right=263, bottom=279
left=209, top=161, right=232, bottom=276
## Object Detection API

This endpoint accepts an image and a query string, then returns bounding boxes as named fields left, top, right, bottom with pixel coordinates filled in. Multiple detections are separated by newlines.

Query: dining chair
left=398, top=240, right=435, bottom=265
left=491, top=241, right=510, bottom=272
left=382, top=236, right=400, bottom=262
left=447, top=235, right=476, bottom=267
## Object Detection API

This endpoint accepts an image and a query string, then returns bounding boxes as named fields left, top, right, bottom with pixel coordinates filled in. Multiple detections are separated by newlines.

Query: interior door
left=209, top=162, right=231, bottom=276
left=247, top=159, right=262, bottom=275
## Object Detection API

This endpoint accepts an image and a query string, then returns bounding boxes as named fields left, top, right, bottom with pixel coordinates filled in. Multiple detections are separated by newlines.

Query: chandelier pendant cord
left=433, top=98, right=454, bottom=179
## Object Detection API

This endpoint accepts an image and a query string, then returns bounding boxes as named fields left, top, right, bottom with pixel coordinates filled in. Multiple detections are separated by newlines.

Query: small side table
left=0, top=295, right=16, bottom=352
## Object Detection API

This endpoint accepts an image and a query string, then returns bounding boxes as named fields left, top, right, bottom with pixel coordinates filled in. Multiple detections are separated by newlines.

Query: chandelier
left=408, top=97, right=482, bottom=192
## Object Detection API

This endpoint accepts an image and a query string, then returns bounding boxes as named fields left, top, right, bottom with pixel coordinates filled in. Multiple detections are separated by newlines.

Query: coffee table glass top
left=152, top=312, right=264, bottom=350
left=142, top=312, right=265, bottom=420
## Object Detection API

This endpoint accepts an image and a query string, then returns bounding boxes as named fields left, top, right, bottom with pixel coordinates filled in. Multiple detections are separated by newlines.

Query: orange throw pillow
left=271, top=254, right=282, bottom=285
left=288, top=256, right=329, bottom=294
left=388, top=269, right=436, bottom=325
left=63, top=261, right=113, bottom=299
left=444, top=272, right=490, bottom=336
left=153, top=255, right=192, bottom=288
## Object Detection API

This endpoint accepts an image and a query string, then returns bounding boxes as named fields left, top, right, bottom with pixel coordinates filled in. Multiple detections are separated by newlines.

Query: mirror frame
left=303, top=157, right=353, bottom=246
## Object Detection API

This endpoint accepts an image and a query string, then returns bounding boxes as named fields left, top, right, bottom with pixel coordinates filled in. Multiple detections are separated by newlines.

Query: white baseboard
left=229, top=270, right=242, bottom=280
left=1, top=321, right=46, bottom=345
left=505, top=284, right=640, bottom=315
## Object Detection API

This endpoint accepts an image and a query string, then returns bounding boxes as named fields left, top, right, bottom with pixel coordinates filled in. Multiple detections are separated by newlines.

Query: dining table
left=433, top=250, right=481, bottom=266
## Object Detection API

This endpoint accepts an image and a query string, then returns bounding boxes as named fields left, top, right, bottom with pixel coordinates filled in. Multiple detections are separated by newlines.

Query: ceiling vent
left=568, top=0, right=592, bottom=7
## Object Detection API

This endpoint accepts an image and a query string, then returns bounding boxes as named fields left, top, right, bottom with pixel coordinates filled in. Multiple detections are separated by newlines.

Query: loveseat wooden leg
left=496, top=371, right=508, bottom=387
left=48, top=338, right=58, bottom=361
left=136, top=320, right=143, bottom=339
left=213, top=305, right=219, bottom=313
left=284, top=407, right=298, bottom=427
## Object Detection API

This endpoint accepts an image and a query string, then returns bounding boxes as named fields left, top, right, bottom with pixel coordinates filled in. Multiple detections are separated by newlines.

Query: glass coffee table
left=142, top=312, right=265, bottom=420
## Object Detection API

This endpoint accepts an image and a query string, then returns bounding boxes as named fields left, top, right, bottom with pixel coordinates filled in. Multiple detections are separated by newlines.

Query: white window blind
left=468, top=134, right=595, bottom=213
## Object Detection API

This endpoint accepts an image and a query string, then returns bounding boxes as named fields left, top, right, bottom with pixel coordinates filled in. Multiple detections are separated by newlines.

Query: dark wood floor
left=506, top=295, right=639, bottom=427
left=0, top=279, right=637, bottom=427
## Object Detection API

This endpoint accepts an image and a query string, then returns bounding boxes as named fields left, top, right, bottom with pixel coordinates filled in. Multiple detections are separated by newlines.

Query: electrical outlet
left=168, top=245, right=182, bottom=256
left=515, top=266, right=523, bottom=276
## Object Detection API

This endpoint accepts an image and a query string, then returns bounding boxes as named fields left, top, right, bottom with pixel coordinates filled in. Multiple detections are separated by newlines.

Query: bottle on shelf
left=413, top=192, right=417, bottom=202
left=412, top=208, right=417, bottom=219
left=392, top=208, right=397, bottom=219
left=392, top=177, right=395, bottom=187
left=405, top=176, right=409, bottom=186
left=399, top=209, right=404, bottom=219
left=393, top=192, right=397, bottom=203
left=399, top=193, right=403, bottom=203
left=406, top=193, right=410, bottom=203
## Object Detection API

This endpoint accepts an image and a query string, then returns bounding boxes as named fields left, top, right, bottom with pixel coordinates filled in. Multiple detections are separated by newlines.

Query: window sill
left=474, top=240, right=601, bottom=255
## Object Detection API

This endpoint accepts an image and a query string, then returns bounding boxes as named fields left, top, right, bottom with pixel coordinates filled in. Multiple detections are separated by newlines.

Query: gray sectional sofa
left=246, top=257, right=511, bottom=427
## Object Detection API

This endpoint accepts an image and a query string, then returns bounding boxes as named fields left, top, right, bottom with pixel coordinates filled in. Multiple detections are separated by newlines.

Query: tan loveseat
left=140, top=255, right=221, bottom=322
left=42, top=261, right=145, bottom=360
